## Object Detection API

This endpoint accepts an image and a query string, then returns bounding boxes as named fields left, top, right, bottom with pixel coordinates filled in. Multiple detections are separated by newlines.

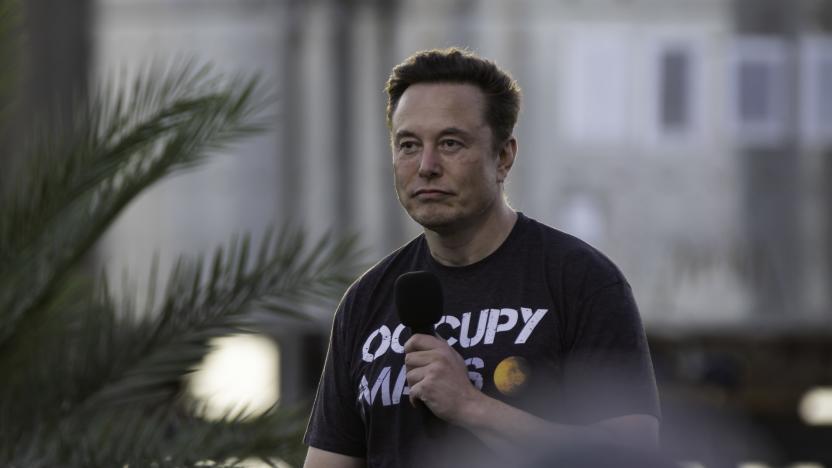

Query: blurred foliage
left=0, top=1, right=359, bottom=466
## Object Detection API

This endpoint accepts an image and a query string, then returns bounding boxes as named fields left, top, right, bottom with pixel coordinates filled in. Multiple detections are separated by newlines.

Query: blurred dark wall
left=820, top=4, right=832, bottom=327
left=1, top=0, right=91, bottom=187
left=23, top=0, right=91, bottom=121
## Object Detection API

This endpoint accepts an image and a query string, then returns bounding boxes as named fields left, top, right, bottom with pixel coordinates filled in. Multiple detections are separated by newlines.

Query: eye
left=398, top=140, right=420, bottom=155
left=439, top=139, right=463, bottom=151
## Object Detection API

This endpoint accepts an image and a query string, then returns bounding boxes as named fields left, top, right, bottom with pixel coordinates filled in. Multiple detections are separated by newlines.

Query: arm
left=303, top=447, right=365, bottom=468
left=459, top=394, right=659, bottom=451
left=404, top=334, right=659, bottom=454
left=303, top=294, right=369, bottom=464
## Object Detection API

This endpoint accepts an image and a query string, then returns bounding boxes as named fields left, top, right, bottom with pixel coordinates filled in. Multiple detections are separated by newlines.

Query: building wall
left=93, top=0, right=830, bottom=332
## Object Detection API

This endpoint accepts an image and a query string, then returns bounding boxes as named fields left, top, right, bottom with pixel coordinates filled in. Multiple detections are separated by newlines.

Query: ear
left=496, top=137, right=517, bottom=184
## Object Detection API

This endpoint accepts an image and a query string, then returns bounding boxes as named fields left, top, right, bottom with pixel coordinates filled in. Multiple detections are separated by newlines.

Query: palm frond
left=83, top=229, right=360, bottom=410
left=0, top=227, right=361, bottom=467
left=56, top=402, right=309, bottom=468
left=0, top=61, right=270, bottom=348
left=0, top=11, right=357, bottom=467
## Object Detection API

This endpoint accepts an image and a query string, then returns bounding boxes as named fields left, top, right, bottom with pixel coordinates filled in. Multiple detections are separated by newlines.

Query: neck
left=424, top=202, right=517, bottom=267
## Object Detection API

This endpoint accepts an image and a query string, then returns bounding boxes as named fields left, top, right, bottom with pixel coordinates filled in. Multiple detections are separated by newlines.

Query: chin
left=407, top=207, right=459, bottom=231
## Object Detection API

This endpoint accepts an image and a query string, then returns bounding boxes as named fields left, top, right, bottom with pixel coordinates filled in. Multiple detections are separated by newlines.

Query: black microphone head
left=395, top=271, right=443, bottom=335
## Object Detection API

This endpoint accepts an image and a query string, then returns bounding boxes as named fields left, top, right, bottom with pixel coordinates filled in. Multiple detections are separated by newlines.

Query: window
left=739, top=61, right=774, bottom=122
left=660, top=48, right=691, bottom=131
left=730, top=37, right=788, bottom=146
left=560, top=25, right=634, bottom=145
left=644, top=30, right=709, bottom=148
left=800, top=35, right=832, bottom=146
left=820, top=62, right=832, bottom=124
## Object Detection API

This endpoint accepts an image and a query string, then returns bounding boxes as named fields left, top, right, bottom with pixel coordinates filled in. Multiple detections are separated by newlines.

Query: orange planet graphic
left=493, top=356, right=530, bottom=396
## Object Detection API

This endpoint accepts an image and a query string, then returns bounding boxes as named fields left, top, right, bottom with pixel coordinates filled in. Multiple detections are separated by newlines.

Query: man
left=303, top=48, right=660, bottom=468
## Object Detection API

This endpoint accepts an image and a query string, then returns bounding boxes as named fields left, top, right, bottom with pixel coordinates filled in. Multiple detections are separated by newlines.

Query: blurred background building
left=10, top=0, right=832, bottom=465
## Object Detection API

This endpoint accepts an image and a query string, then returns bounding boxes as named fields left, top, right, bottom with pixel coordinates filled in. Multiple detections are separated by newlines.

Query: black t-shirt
left=304, top=213, right=660, bottom=468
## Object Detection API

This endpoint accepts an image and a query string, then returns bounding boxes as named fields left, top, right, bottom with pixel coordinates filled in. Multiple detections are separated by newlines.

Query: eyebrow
left=394, top=127, right=474, bottom=142
left=394, top=130, right=417, bottom=143
left=438, top=127, right=473, bottom=139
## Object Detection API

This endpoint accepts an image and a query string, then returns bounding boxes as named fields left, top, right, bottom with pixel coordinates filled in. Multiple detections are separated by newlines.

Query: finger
left=404, top=350, right=437, bottom=368
left=408, top=382, right=424, bottom=407
left=403, top=333, right=444, bottom=353
left=409, top=382, right=437, bottom=409
left=406, top=366, right=426, bottom=387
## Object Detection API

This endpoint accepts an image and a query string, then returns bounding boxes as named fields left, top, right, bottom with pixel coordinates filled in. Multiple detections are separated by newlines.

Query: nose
left=418, top=145, right=441, bottom=178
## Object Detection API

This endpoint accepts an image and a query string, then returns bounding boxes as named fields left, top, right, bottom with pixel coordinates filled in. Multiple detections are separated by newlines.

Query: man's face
left=391, top=83, right=512, bottom=232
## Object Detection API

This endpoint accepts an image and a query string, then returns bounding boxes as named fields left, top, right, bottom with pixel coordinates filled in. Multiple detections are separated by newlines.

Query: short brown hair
left=385, top=47, right=522, bottom=149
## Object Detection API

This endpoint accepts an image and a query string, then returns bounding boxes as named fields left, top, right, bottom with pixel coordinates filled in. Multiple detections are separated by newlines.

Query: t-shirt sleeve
left=559, top=253, right=661, bottom=423
left=303, top=294, right=367, bottom=458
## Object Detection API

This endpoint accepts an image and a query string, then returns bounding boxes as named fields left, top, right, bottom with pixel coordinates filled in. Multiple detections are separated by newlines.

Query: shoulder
left=520, top=213, right=629, bottom=295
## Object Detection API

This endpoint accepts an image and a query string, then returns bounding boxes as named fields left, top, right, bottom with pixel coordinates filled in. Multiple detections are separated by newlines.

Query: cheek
left=393, top=162, right=413, bottom=191
left=462, top=164, right=494, bottom=188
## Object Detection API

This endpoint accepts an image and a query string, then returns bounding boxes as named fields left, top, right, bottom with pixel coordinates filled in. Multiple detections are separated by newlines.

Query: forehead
left=392, top=83, right=487, bottom=133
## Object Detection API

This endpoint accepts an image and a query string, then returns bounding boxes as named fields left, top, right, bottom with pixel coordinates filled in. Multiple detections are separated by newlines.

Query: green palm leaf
left=1, top=230, right=360, bottom=467
left=0, top=60, right=270, bottom=348
left=0, top=4, right=362, bottom=466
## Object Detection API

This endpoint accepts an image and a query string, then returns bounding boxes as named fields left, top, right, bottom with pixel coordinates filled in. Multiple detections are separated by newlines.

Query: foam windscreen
left=394, top=271, right=443, bottom=335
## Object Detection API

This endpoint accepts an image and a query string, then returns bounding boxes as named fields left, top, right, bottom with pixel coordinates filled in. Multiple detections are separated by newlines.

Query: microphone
left=394, top=270, right=445, bottom=438
left=395, top=270, right=443, bottom=335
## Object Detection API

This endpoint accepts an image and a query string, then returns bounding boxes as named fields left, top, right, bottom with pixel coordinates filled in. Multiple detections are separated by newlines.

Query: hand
left=403, top=333, right=482, bottom=425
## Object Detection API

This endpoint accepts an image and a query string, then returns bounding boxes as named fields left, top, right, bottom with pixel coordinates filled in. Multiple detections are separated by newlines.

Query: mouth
left=412, top=188, right=452, bottom=199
